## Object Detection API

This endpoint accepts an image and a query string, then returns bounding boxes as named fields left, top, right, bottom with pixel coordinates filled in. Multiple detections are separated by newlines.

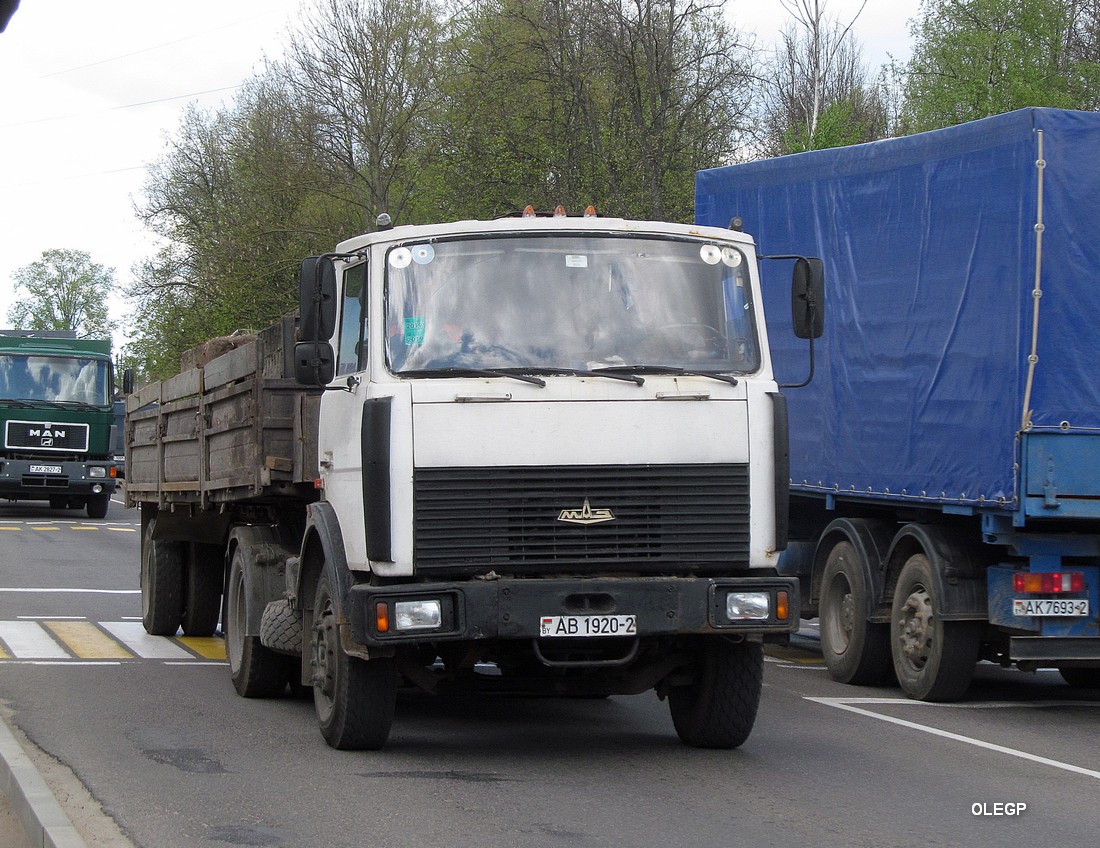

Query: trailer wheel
left=181, top=543, right=222, bottom=637
left=226, top=547, right=289, bottom=698
left=891, top=554, right=980, bottom=701
left=668, top=637, right=762, bottom=749
left=86, top=492, right=110, bottom=519
left=820, top=541, right=892, bottom=685
left=141, top=519, right=184, bottom=636
left=312, top=571, right=396, bottom=750
left=1058, top=667, right=1100, bottom=688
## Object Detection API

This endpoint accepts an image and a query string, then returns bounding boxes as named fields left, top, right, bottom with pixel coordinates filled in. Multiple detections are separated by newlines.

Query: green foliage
left=8, top=248, right=115, bottom=339
left=901, top=0, right=1100, bottom=132
left=782, top=99, right=871, bottom=153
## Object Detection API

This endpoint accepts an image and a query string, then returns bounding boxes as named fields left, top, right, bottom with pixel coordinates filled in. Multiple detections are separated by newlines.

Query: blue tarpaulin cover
left=696, top=108, right=1100, bottom=508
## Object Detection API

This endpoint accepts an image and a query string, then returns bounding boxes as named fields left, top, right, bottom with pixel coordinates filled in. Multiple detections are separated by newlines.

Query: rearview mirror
left=294, top=341, right=335, bottom=386
left=791, top=257, right=824, bottom=340
left=299, top=257, right=338, bottom=342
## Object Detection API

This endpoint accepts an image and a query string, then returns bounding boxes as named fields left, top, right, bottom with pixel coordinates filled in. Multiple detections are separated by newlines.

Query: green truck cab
left=0, top=331, right=120, bottom=518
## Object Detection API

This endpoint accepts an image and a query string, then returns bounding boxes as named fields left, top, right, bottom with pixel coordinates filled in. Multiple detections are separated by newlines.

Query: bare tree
left=285, top=0, right=444, bottom=223
left=758, top=0, right=886, bottom=155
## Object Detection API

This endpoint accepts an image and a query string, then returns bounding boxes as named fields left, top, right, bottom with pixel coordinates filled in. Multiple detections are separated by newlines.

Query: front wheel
left=667, top=638, right=762, bottom=749
left=312, top=571, right=396, bottom=750
left=86, top=492, right=110, bottom=519
left=891, top=554, right=980, bottom=701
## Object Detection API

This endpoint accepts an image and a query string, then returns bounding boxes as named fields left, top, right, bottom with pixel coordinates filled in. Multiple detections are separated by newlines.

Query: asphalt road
left=2, top=496, right=1099, bottom=848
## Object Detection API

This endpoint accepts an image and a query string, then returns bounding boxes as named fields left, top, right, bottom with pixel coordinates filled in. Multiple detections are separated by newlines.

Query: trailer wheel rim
left=896, top=586, right=934, bottom=670
left=227, top=565, right=246, bottom=672
left=824, top=571, right=856, bottom=651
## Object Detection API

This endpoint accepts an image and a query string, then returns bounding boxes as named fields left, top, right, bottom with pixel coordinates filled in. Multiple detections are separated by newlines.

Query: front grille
left=22, top=474, right=69, bottom=489
left=413, top=464, right=750, bottom=574
left=5, top=420, right=89, bottom=453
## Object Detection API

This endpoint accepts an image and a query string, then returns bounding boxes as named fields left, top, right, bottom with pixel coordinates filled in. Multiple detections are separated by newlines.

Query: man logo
left=41, top=437, right=54, bottom=447
left=557, top=497, right=616, bottom=525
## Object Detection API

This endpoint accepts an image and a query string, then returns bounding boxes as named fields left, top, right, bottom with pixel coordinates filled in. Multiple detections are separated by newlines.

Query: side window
left=337, top=263, right=367, bottom=376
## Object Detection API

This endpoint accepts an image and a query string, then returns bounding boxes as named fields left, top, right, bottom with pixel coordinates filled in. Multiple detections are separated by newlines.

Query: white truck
left=127, top=210, right=819, bottom=749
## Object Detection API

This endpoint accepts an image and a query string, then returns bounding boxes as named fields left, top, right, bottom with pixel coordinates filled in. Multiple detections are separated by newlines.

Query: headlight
left=88, top=466, right=107, bottom=478
left=395, top=599, right=442, bottom=631
left=726, top=592, right=771, bottom=621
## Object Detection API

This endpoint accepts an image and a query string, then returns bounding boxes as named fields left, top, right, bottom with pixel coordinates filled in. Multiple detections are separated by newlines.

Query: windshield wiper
left=521, top=367, right=645, bottom=386
left=399, top=367, right=547, bottom=387
left=593, top=365, right=739, bottom=386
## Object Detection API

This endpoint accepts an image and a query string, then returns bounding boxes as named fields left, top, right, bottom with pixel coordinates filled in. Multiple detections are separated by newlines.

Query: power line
left=0, top=84, right=243, bottom=129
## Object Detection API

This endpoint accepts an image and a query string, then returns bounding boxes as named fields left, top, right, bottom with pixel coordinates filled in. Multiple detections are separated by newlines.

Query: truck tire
left=820, top=540, right=892, bottom=685
left=312, top=571, right=396, bottom=750
left=226, top=546, right=290, bottom=698
left=668, top=638, right=762, bottom=749
left=141, top=519, right=184, bottom=636
left=181, top=543, right=222, bottom=637
left=890, top=554, right=980, bottom=701
left=1058, top=667, right=1100, bottom=688
left=86, top=492, right=110, bottom=519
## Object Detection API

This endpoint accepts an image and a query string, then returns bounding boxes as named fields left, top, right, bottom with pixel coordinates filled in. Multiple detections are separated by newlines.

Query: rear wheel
left=891, top=554, right=980, bottom=701
left=181, top=543, right=222, bottom=637
left=668, top=638, right=762, bottom=749
left=312, top=571, right=396, bottom=750
left=226, top=546, right=290, bottom=698
left=141, top=518, right=184, bottom=636
left=820, top=540, right=892, bottom=685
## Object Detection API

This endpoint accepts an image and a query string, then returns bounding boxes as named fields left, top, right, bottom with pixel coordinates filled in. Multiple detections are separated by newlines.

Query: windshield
left=0, top=354, right=110, bottom=405
left=384, top=234, right=760, bottom=375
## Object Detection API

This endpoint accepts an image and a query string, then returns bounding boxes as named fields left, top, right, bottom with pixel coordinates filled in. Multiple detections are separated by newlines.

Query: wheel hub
left=312, top=604, right=338, bottom=701
left=897, top=588, right=933, bottom=669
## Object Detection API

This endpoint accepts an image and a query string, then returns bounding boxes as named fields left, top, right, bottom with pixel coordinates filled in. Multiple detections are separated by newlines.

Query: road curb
left=0, top=715, right=88, bottom=848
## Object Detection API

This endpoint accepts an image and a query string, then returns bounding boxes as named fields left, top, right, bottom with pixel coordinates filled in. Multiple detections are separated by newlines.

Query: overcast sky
left=0, top=0, right=920, bottom=344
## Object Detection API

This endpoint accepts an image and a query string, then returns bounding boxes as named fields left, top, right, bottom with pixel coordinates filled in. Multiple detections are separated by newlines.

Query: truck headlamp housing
left=725, top=592, right=771, bottom=621
left=394, top=599, right=443, bottom=631
left=88, top=466, right=107, bottom=478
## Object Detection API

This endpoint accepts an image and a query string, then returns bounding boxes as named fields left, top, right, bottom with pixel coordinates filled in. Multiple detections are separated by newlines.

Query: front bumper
left=346, top=575, right=799, bottom=647
left=0, top=459, right=120, bottom=498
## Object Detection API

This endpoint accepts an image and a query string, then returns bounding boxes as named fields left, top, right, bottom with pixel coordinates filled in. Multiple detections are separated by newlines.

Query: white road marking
left=100, top=621, right=194, bottom=659
left=0, top=621, right=69, bottom=658
left=807, top=696, right=1100, bottom=780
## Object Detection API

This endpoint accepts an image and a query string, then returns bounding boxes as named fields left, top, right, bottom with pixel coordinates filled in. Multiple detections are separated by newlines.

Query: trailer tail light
left=1013, top=572, right=1085, bottom=593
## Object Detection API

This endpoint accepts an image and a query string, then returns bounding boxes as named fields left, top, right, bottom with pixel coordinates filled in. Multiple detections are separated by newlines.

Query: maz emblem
left=557, top=497, right=616, bottom=525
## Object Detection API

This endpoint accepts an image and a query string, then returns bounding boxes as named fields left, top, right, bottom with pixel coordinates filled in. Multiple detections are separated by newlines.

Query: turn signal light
left=776, top=590, right=789, bottom=621
left=1013, top=572, right=1085, bottom=593
left=375, top=601, right=390, bottom=634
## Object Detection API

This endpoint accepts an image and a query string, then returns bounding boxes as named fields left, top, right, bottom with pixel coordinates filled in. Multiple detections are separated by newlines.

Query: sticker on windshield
left=565, top=255, right=588, bottom=268
left=389, top=247, right=412, bottom=268
left=700, top=244, right=722, bottom=265
left=404, top=316, right=425, bottom=344
left=411, top=244, right=435, bottom=265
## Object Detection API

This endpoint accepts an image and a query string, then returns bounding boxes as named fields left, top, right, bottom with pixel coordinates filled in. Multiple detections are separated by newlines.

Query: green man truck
left=0, top=331, right=120, bottom=519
